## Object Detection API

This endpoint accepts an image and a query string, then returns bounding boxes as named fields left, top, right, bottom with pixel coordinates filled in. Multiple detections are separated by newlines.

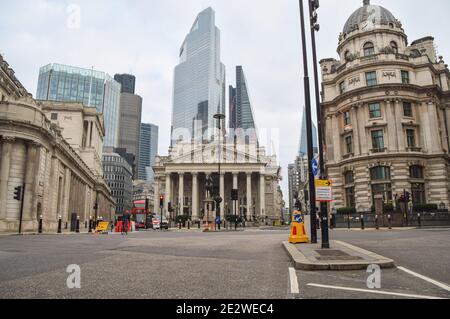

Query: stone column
left=386, top=100, right=398, bottom=151
left=233, top=173, right=238, bottom=216
left=86, top=121, right=92, bottom=148
left=331, top=115, right=341, bottom=161
left=22, top=142, right=39, bottom=222
left=351, top=106, right=361, bottom=156
left=165, top=173, right=171, bottom=217
left=394, top=100, right=406, bottom=152
left=428, top=101, right=442, bottom=153
left=220, top=173, right=225, bottom=219
left=260, top=174, right=266, bottom=219
left=179, top=173, right=184, bottom=216
left=246, top=173, right=252, bottom=220
left=445, top=106, right=450, bottom=151
left=0, top=137, right=14, bottom=220
left=192, top=173, right=198, bottom=221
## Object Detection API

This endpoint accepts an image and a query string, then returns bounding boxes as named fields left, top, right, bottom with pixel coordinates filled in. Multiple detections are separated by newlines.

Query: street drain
left=314, top=249, right=363, bottom=261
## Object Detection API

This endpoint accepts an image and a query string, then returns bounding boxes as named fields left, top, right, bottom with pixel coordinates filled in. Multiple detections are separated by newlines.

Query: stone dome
left=343, top=0, right=400, bottom=35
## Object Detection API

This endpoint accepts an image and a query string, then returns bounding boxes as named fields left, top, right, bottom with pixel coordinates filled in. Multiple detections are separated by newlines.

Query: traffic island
left=283, top=240, right=395, bottom=271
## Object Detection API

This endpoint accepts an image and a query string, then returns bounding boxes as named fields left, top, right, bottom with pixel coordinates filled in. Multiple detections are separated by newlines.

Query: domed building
left=320, top=1, right=450, bottom=215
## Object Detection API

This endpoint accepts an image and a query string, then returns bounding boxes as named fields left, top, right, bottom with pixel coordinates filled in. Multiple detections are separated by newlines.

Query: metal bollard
left=375, top=215, right=379, bottom=230
left=65, top=222, right=68, bottom=230
left=57, top=216, right=62, bottom=234
left=88, top=217, right=92, bottom=233
left=361, top=214, right=365, bottom=230
left=85, top=221, right=88, bottom=229
left=418, top=213, right=422, bottom=228
left=178, top=222, right=181, bottom=230
left=76, top=216, right=80, bottom=233
left=188, top=221, right=190, bottom=230
left=38, top=215, right=43, bottom=234
left=388, top=214, right=392, bottom=230
left=198, top=221, right=201, bottom=229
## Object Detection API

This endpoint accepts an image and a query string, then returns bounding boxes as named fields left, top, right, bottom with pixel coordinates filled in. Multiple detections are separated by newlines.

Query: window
left=401, top=70, right=410, bottom=84
left=340, top=81, right=346, bottom=94
left=371, top=166, right=392, bottom=204
left=344, top=171, right=354, bottom=185
left=363, top=42, right=375, bottom=56
left=51, top=113, right=58, bottom=120
left=345, top=188, right=356, bottom=208
left=345, top=135, right=353, bottom=154
left=390, top=41, right=398, bottom=54
left=366, top=71, right=377, bottom=86
left=369, top=103, right=381, bottom=118
left=403, top=102, right=413, bottom=117
left=343, top=111, right=351, bottom=126
left=344, top=51, right=350, bottom=62
left=371, top=130, right=385, bottom=151
left=344, top=171, right=355, bottom=208
left=412, top=183, right=426, bottom=205
left=410, top=166, right=424, bottom=179
left=406, top=129, right=416, bottom=148
left=371, top=166, right=391, bottom=181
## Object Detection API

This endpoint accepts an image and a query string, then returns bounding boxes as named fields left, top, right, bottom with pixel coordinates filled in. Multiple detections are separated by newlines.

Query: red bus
left=132, top=200, right=150, bottom=229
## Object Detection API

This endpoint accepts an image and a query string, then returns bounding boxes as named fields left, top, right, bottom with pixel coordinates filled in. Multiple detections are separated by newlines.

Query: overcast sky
left=1, top=0, right=449, bottom=198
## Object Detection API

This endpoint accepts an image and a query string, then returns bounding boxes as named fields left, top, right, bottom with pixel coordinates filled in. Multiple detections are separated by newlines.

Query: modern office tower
left=298, top=107, right=318, bottom=156
left=138, top=123, right=159, bottom=181
left=171, top=7, right=226, bottom=143
left=115, top=73, right=142, bottom=179
left=114, top=74, right=136, bottom=94
left=36, top=63, right=121, bottom=147
left=229, top=66, right=258, bottom=142
left=103, top=147, right=133, bottom=217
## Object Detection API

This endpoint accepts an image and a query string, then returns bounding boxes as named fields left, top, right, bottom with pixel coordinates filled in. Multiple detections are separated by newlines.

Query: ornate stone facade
left=320, top=1, right=450, bottom=212
left=0, top=54, right=115, bottom=233
left=153, top=140, right=282, bottom=224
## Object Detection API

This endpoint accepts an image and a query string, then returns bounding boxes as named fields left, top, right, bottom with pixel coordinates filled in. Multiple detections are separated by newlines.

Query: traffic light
left=168, top=202, right=173, bottom=212
left=405, top=192, right=411, bottom=203
left=159, top=195, right=164, bottom=208
left=13, top=186, right=22, bottom=201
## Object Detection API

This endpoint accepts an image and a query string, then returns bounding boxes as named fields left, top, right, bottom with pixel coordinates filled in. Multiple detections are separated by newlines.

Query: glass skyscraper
left=229, top=66, right=258, bottom=142
left=36, top=63, right=121, bottom=147
left=138, top=123, right=159, bottom=181
left=172, top=7, right=226, bottom=142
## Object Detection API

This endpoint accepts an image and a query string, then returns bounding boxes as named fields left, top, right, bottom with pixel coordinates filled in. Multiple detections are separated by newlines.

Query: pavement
left=283, top=240, right=395, bottom=270
left=0, top=227, right=449, bottom=299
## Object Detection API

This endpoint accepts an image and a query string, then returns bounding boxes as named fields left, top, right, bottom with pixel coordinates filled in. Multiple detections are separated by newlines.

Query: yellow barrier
left=96, top=222, right=109, bottom=233
left=289, top=212, right=309, bottom=244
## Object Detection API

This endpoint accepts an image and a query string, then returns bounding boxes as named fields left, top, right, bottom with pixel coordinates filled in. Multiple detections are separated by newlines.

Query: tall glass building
left=138, top=123, right=159, bottom=181
left=229, top=66, right=258, bottom=142
left=172, top=7, right=226, bottom=142
left=36, top=63, right=121, bottom=147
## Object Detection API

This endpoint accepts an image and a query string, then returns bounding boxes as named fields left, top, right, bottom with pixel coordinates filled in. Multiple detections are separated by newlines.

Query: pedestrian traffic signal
left=14, top=186, right=22, bottom=201
left=405, top=192, right=411, bottom=203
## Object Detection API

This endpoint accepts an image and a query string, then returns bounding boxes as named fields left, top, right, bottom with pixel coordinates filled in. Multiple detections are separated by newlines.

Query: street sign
left=294, top=214, right=303, bottom=223
left=315, top=179, right=332, bottom=187
left=312, top=159, right=319, bottom=177
left=316, top=186, right=333, bottom=202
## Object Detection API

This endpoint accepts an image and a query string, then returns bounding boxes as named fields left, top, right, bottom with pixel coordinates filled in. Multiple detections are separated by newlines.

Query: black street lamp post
left=214, top=113, right=225, bottom=231
left=308, top=0, right=330, bottom=249
left=298, top=0, right=317, bottom=244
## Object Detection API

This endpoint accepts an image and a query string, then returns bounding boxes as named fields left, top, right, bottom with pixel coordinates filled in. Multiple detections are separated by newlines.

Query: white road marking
left=289, top=267, right=300, bottom=295
left=307, top=283, right=445, bottom=299
left=397, top=266, right=450, bottom=292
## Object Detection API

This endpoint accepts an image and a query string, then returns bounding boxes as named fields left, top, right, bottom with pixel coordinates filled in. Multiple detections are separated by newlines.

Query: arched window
left=344, top=50, right=350, bottom=62
left=363, top=42, right=375, bottom=56
left=390, top=41, right=398, bottom=54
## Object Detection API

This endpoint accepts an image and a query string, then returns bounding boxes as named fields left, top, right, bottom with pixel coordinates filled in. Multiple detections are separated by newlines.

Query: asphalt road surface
left=0, top=227, right=449, bottom=299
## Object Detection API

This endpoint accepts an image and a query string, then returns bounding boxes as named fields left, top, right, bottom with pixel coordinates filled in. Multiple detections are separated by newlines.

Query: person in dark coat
left=122, top=211, right=130, bottom=235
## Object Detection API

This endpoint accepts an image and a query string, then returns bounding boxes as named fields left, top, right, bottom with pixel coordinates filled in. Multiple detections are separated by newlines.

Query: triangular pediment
left=168, top=142, right=262, bottom=164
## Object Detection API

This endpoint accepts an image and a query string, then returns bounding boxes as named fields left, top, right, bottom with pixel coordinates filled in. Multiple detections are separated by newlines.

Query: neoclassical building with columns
left=153, top=140, right=282, bottom=224
left=320, top=1, right=450, bottom=212
left=0, top=54, right=115, bottom=233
